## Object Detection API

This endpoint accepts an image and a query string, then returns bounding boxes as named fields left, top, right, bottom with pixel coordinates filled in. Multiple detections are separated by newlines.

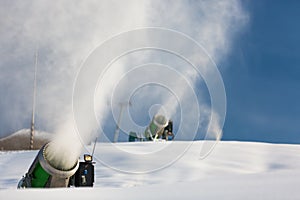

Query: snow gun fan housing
left=144, top=114, right=169, bottom=141
left=18, top=142, right=79, bottom=188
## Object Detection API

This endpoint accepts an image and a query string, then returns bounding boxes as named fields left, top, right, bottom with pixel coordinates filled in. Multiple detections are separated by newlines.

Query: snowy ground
left=0, top=141, right=300, bottom=199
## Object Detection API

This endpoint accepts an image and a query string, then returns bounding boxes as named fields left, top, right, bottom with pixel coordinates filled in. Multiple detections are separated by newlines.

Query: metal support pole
left=113, top=102, right=131, bottom=143
left=30, top=49, right=38, bottom=150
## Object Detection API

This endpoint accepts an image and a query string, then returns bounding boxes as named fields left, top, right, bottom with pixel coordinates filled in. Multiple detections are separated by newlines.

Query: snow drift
left=0, top=141, right=299, bottom=200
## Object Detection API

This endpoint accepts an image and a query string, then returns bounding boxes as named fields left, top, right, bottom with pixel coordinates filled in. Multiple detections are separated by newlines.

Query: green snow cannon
left=17, top=142, right=79, bottom=188
left=144, top=114, right=168, bottom=141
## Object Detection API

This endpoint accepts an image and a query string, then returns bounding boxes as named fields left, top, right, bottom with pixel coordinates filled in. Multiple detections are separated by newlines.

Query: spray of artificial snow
left=44, top=122, right=83, bottom=170
left=0, top=0, right=247, bottom=151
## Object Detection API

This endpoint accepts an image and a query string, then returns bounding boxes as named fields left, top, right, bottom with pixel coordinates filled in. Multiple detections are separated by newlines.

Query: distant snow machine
left=17, top=143, right=95, bottom=188
left=128, top=114, right=174, bottom=142
left=144, top=114, right=174, bottom=141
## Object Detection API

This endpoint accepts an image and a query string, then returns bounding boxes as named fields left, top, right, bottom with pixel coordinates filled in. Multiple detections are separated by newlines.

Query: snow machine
left=128, top=114, right=174, bottom=142
left=17, top=143, right=95, bottom=188
left=144, top=114, right=174, bottom=141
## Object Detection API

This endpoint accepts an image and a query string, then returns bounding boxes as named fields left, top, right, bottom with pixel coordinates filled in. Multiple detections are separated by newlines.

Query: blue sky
left=0, top=1, right=299, bottom=144
left=221, top=1, right=300, bottom=143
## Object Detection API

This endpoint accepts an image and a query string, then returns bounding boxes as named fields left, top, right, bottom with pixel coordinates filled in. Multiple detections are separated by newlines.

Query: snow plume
left=145, top=0, right=248, bottom=141
left=0, top=0, right=148, bottom=163
left=0, top=0, right=248, bottom=163
left=96, top=0, right=248, bottom=141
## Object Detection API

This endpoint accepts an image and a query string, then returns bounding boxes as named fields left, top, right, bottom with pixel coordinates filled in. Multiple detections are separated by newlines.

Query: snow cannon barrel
left=17, top=142, right=79, bottom=188
left=144, top=114, right=169, bottom=140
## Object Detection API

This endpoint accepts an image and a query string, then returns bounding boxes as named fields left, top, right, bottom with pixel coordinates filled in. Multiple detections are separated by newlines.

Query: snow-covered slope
left=0, top=141, right=299, bottom=199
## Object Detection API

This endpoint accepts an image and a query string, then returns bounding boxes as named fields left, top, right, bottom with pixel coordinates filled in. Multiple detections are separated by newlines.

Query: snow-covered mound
left=0, top=141, right=299, bottom=199
left=0, top=129, right=52, bottom=151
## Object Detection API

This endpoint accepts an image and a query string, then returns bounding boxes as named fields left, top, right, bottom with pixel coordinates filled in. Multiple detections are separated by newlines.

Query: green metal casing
left=31, top=162, right=50, bottom=187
